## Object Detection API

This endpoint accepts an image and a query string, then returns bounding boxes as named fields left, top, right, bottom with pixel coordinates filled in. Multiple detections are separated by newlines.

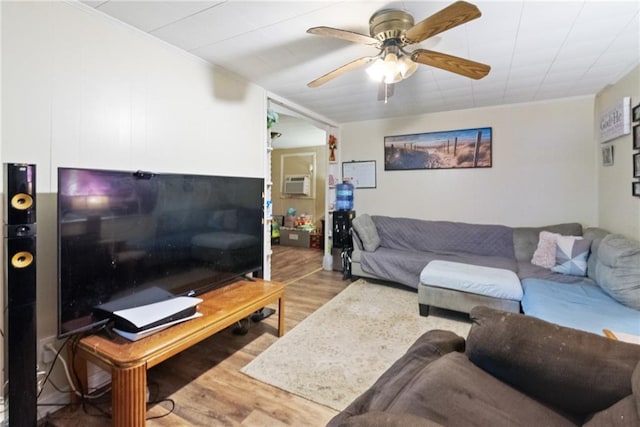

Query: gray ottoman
left=418, top=260, right=522, bottom=316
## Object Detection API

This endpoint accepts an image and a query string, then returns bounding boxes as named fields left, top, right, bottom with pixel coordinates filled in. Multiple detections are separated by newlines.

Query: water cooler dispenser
left=332, top=180, right=355, bottom=278
left=335, top=180, right=354, bottom=211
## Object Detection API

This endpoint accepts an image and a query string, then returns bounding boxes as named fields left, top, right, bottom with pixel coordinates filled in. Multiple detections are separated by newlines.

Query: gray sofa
left=350, top=214, right=640, bottom=337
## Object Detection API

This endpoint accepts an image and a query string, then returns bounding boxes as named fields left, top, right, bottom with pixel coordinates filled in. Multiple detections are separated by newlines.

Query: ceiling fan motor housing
left=369, top=9, right=414, bottom=45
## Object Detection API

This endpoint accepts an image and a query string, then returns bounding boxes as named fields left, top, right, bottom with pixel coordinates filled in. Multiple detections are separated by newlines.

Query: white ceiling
left=81, top=1, right=639, bottom=124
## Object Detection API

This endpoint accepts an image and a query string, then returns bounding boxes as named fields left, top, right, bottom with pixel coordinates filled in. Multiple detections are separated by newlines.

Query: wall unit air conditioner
left=284, top=175, right=311, bottom=195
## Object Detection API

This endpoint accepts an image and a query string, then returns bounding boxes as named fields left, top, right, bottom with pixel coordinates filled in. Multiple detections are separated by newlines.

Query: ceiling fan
left=306, top=1, right=491, bottom=101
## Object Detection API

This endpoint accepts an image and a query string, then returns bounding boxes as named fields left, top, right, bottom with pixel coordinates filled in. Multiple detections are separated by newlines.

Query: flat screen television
left=57, top=167, right=264, bottom=337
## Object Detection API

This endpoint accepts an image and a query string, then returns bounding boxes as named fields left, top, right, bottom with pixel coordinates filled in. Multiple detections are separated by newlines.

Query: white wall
left=595, top=66, right=640, bottom=241
left=341, top=96, right=598, bottom=228
left=1, top=1, right=266, bottom=412
left=2, top=1, right=266, bottom=185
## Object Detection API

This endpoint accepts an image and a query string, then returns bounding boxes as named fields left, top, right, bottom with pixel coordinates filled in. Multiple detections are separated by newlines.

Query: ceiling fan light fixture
left=367, top=52, right=408, bottom=83
left=366, top=57, right=386, bottom=82
left=399, top=55, right=418, bottom=79
left=384, top=52, right=398, bottom=64
left=382, top=53, right=403, bottom=83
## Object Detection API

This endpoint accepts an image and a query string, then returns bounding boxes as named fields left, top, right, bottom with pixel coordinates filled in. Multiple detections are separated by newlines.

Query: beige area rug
left=240, top=279, right=471, bottom=411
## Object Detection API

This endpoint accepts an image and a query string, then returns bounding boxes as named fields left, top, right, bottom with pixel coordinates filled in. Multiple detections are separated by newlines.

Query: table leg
left=112, top=363, right=147, bottom=426
left=278, top=294, right=285, bottom=337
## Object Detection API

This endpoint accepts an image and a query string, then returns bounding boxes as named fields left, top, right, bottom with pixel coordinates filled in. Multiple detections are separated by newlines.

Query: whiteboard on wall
left=342, top=160, right=376, bottom=189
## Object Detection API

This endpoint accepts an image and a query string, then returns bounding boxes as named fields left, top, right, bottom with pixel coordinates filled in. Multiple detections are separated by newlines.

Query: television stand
left=72, top=279, right=285, bottom=427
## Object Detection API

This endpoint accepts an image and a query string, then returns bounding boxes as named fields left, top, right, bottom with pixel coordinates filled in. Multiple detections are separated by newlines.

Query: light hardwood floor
left=44, top=245, right=350, bottom=426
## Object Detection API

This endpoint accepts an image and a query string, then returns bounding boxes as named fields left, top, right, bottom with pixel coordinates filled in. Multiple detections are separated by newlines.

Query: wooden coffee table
left=72, top=279, right=285, bottom=426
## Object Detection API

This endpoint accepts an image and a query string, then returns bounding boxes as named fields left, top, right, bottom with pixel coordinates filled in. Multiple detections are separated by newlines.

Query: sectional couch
left=350, top=214, right=640, bottom=337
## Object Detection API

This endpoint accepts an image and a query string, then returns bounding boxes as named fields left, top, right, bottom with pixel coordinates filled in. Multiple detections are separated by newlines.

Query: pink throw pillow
left=531, top=231, right=583, bottom=269
left=531, top=231, right=561, bottom=269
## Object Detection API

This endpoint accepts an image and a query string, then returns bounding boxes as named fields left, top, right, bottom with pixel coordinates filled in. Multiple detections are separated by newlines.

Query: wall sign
left=599, top=97, right=631, bottom=143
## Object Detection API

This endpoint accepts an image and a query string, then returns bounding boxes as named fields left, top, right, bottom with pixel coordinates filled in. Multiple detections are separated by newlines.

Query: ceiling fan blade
left=411, top=49, right=490, bottom=80
left=377, top=82, right=395, bottom=103
left=307, top=26, right=379, bottom=46
left=403, top=1, right=481, bottom=44
left=308, top=56, right=377, bottom=88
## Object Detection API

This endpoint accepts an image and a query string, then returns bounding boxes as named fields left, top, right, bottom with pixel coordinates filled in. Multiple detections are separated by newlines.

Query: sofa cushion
left=420, top=261, right=522, bottom=301
left=337, top=412, right=443, bottom=427
left=380, top=352, right=576, bottom=427
left=551, top=236, right=591, bottom=276
left=595, top=234, right=640, bottom=310
left=596, top=363, right=640, bottom=426
left=326, top=330, right=465, bottom=427
left=531, top=231, right=561, bottom=268
left=513, top=223, right=583, bottom=263
left=360, top=246, right=517, bottom=289
left=466, top=306, right=640, bottom=419
left=517, top=261, right=596, bottom=284
left=372, top=216, right=515, bottom=258
left=351, top=214, right=381, bottom=252
left=583, top=395, right=640, bottom=426
left=520, top=278, right=640, bottom=336
left=583, top=227, right=610, bottom=281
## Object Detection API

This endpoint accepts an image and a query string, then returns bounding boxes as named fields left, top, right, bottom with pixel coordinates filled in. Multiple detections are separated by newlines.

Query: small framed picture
left=633, top=103, right=640, bottom=122
left=634, top=153, right=640, bottom=178
left=602, top=145, right=614, bottom=166
left=634, top=124, right=640, bottom=150
left=633, top=181, right=640, bottom=197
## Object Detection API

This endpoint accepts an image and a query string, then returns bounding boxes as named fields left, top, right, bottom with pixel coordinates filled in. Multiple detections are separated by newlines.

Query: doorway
left=267, top=101, right=332, bottom=271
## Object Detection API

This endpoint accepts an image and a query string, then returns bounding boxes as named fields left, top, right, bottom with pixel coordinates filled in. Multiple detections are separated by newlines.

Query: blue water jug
left=335, top=180, right=354, bottom=211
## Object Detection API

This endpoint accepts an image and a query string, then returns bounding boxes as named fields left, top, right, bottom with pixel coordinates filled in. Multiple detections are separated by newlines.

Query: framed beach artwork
left=384, top=127, right=492, bottom=170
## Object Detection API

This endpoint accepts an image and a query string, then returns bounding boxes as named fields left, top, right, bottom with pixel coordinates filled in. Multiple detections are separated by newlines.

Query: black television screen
left=57, top=167, right=264, bottom=337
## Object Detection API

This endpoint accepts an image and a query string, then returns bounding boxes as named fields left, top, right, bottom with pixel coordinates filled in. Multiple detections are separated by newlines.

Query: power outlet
left=38, top=335, right=58, bottom=366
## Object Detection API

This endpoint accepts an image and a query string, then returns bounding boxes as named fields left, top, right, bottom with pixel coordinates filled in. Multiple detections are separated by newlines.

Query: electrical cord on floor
left=145, top=381, right=176, bottom=421
left=42, top=376, right=75, bottom=395
left=36, top=336, right=116, bottom=422
left=81, top=398, right=112, bottom=420
left=36, top=336, right=72, bottom=400
left=37, top=336, right=111, bottom=400
left=67, top=332, right=177, bottom=421
left=34, top=328, right=176, bottom=421
left=69, top=333, right=106, bottom=418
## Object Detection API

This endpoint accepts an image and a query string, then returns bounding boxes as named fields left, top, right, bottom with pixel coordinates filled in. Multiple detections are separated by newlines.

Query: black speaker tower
left=3, top=163, right=37, bottom=427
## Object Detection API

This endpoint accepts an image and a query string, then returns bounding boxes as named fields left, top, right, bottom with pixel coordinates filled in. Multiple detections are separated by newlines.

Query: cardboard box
left=284, top=215, right=296, bottom=228
left=280, top=228, right=311, bottom=248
